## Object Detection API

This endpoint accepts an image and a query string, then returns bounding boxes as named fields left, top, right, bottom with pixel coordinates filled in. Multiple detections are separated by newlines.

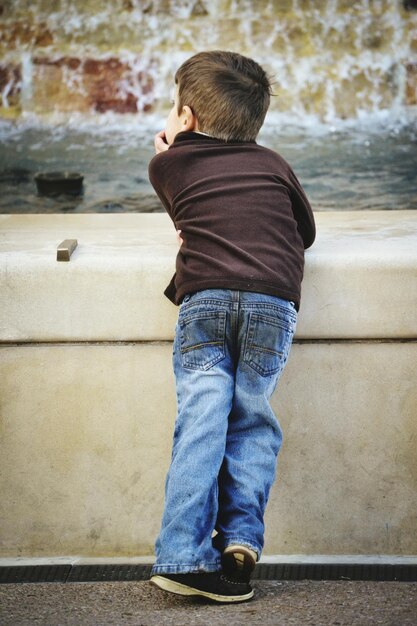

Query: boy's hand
left=154, top=130, right=169, bottom=154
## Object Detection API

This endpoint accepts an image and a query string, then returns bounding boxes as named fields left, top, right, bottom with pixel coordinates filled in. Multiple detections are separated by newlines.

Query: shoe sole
left=150, top=575, right=254, bottom=603
left=222, top=547, right=256, bottom=583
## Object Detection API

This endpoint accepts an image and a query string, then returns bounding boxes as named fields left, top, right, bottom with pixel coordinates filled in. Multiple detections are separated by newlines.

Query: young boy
left=148, top=50, right=315, bottom=603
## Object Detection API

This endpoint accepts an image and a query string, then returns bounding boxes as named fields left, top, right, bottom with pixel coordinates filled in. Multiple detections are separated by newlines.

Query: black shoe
left=150, top=571, right=254, bottom=603
left=221, top=546, right=257, bottom=583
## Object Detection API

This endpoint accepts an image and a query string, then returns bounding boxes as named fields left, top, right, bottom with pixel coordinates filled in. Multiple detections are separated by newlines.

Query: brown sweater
left=148, top=131, right=315, bottom=310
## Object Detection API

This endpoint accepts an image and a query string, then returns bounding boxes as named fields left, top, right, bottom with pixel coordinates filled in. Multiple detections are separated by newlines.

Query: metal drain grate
left=67, top=564, right=153, bottom=582
left=1, top=562, right=416, bottom=584
left=252, top=563, right=417, bottom=582
left=0, top=564, right=71, bottom=584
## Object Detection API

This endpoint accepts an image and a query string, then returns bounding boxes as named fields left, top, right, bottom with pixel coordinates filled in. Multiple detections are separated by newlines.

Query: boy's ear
left=181, top=105, right=197, bottom=131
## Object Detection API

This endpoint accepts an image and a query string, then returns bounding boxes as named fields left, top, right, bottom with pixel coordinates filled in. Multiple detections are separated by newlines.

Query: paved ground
left=1, top=580, right=416, bottom=625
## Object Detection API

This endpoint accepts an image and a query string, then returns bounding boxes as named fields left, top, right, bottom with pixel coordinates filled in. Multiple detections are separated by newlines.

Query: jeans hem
left=151, top=561, right=221, bottom=575
left=223, top=538, right=262, bottom=561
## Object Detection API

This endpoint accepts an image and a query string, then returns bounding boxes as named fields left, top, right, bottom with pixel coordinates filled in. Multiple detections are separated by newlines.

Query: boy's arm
left=288, top=167, right=316, bottom=249
left=148, top=130, right=177, bottom=222
left=148, top=153, right=175, bottom=224
left=148, top=151, right=183, bottom=246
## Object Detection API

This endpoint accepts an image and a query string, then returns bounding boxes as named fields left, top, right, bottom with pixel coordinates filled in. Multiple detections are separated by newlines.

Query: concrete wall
left=1, top=211, right=416, bottom=557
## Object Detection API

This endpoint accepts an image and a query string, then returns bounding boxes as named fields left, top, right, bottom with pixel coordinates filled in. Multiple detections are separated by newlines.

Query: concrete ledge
left=1, top=211, right=417, bottom=341
left=2, top=555, right=417, bottom=567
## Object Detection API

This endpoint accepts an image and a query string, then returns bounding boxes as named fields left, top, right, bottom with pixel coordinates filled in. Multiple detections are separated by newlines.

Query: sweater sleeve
left=288, top=167, right=316, bottom=249
left=148, top=153, right=175, bottom=225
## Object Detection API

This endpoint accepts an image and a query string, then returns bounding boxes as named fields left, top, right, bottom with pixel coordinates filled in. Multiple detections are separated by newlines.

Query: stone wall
left=0, top=0, right=416, bottom=122
left=1, top=211, right=416, bottom=557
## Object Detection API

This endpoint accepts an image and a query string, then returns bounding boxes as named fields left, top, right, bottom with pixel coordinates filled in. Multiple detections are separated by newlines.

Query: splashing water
left=1, top=0, right=416, bottom=122
left=0, top=0, right=416, bottom=212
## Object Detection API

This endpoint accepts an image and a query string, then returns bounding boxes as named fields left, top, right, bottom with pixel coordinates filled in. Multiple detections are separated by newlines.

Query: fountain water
left=1, top=0, right=416, bottom=119
left=0, top=0, right=416, bottom=212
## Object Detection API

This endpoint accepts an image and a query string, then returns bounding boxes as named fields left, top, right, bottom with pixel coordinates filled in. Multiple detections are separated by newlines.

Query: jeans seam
left=156, top=288, right=289, bottom=571
left=151, top=562, right=222, bottom=574
left=223, top=538, right=262, bottom=558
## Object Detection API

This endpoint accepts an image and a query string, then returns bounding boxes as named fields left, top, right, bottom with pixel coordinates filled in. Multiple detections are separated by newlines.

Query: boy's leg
left=214, top=293, right=297, bottom=567
left=152, top=291, right=236, bottom=576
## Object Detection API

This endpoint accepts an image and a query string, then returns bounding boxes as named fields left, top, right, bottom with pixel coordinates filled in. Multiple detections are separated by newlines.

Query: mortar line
left=0, top=339, right=416, bottom=347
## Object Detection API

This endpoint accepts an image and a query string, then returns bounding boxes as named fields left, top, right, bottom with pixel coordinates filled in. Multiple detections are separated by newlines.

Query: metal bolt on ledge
left=57, top=239, right=78, bottom=261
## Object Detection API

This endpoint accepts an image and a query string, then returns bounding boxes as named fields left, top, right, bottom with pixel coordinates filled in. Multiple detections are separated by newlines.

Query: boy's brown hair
left=175, top=50, right=272, bottom=142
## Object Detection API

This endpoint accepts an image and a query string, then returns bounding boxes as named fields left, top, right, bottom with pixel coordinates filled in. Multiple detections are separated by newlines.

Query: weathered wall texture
left=0, top=211, right=416, bottom=557
left=1, top=342, right=416, bottom=557
left=0, top=0, right=416, bottom=121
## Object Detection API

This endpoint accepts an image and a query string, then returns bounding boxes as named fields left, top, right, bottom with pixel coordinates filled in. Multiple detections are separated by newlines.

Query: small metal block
left=57, top=239, right=78, bottom=261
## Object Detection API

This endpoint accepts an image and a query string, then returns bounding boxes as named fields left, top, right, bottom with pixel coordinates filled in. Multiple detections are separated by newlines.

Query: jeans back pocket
left=243, top=311, right=295, bottom=377
left=179, top=309, right=227, bottom=371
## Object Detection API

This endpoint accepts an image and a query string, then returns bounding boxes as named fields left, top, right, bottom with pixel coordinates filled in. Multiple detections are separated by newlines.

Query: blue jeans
left=151, top=289, right=297, bottom=575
